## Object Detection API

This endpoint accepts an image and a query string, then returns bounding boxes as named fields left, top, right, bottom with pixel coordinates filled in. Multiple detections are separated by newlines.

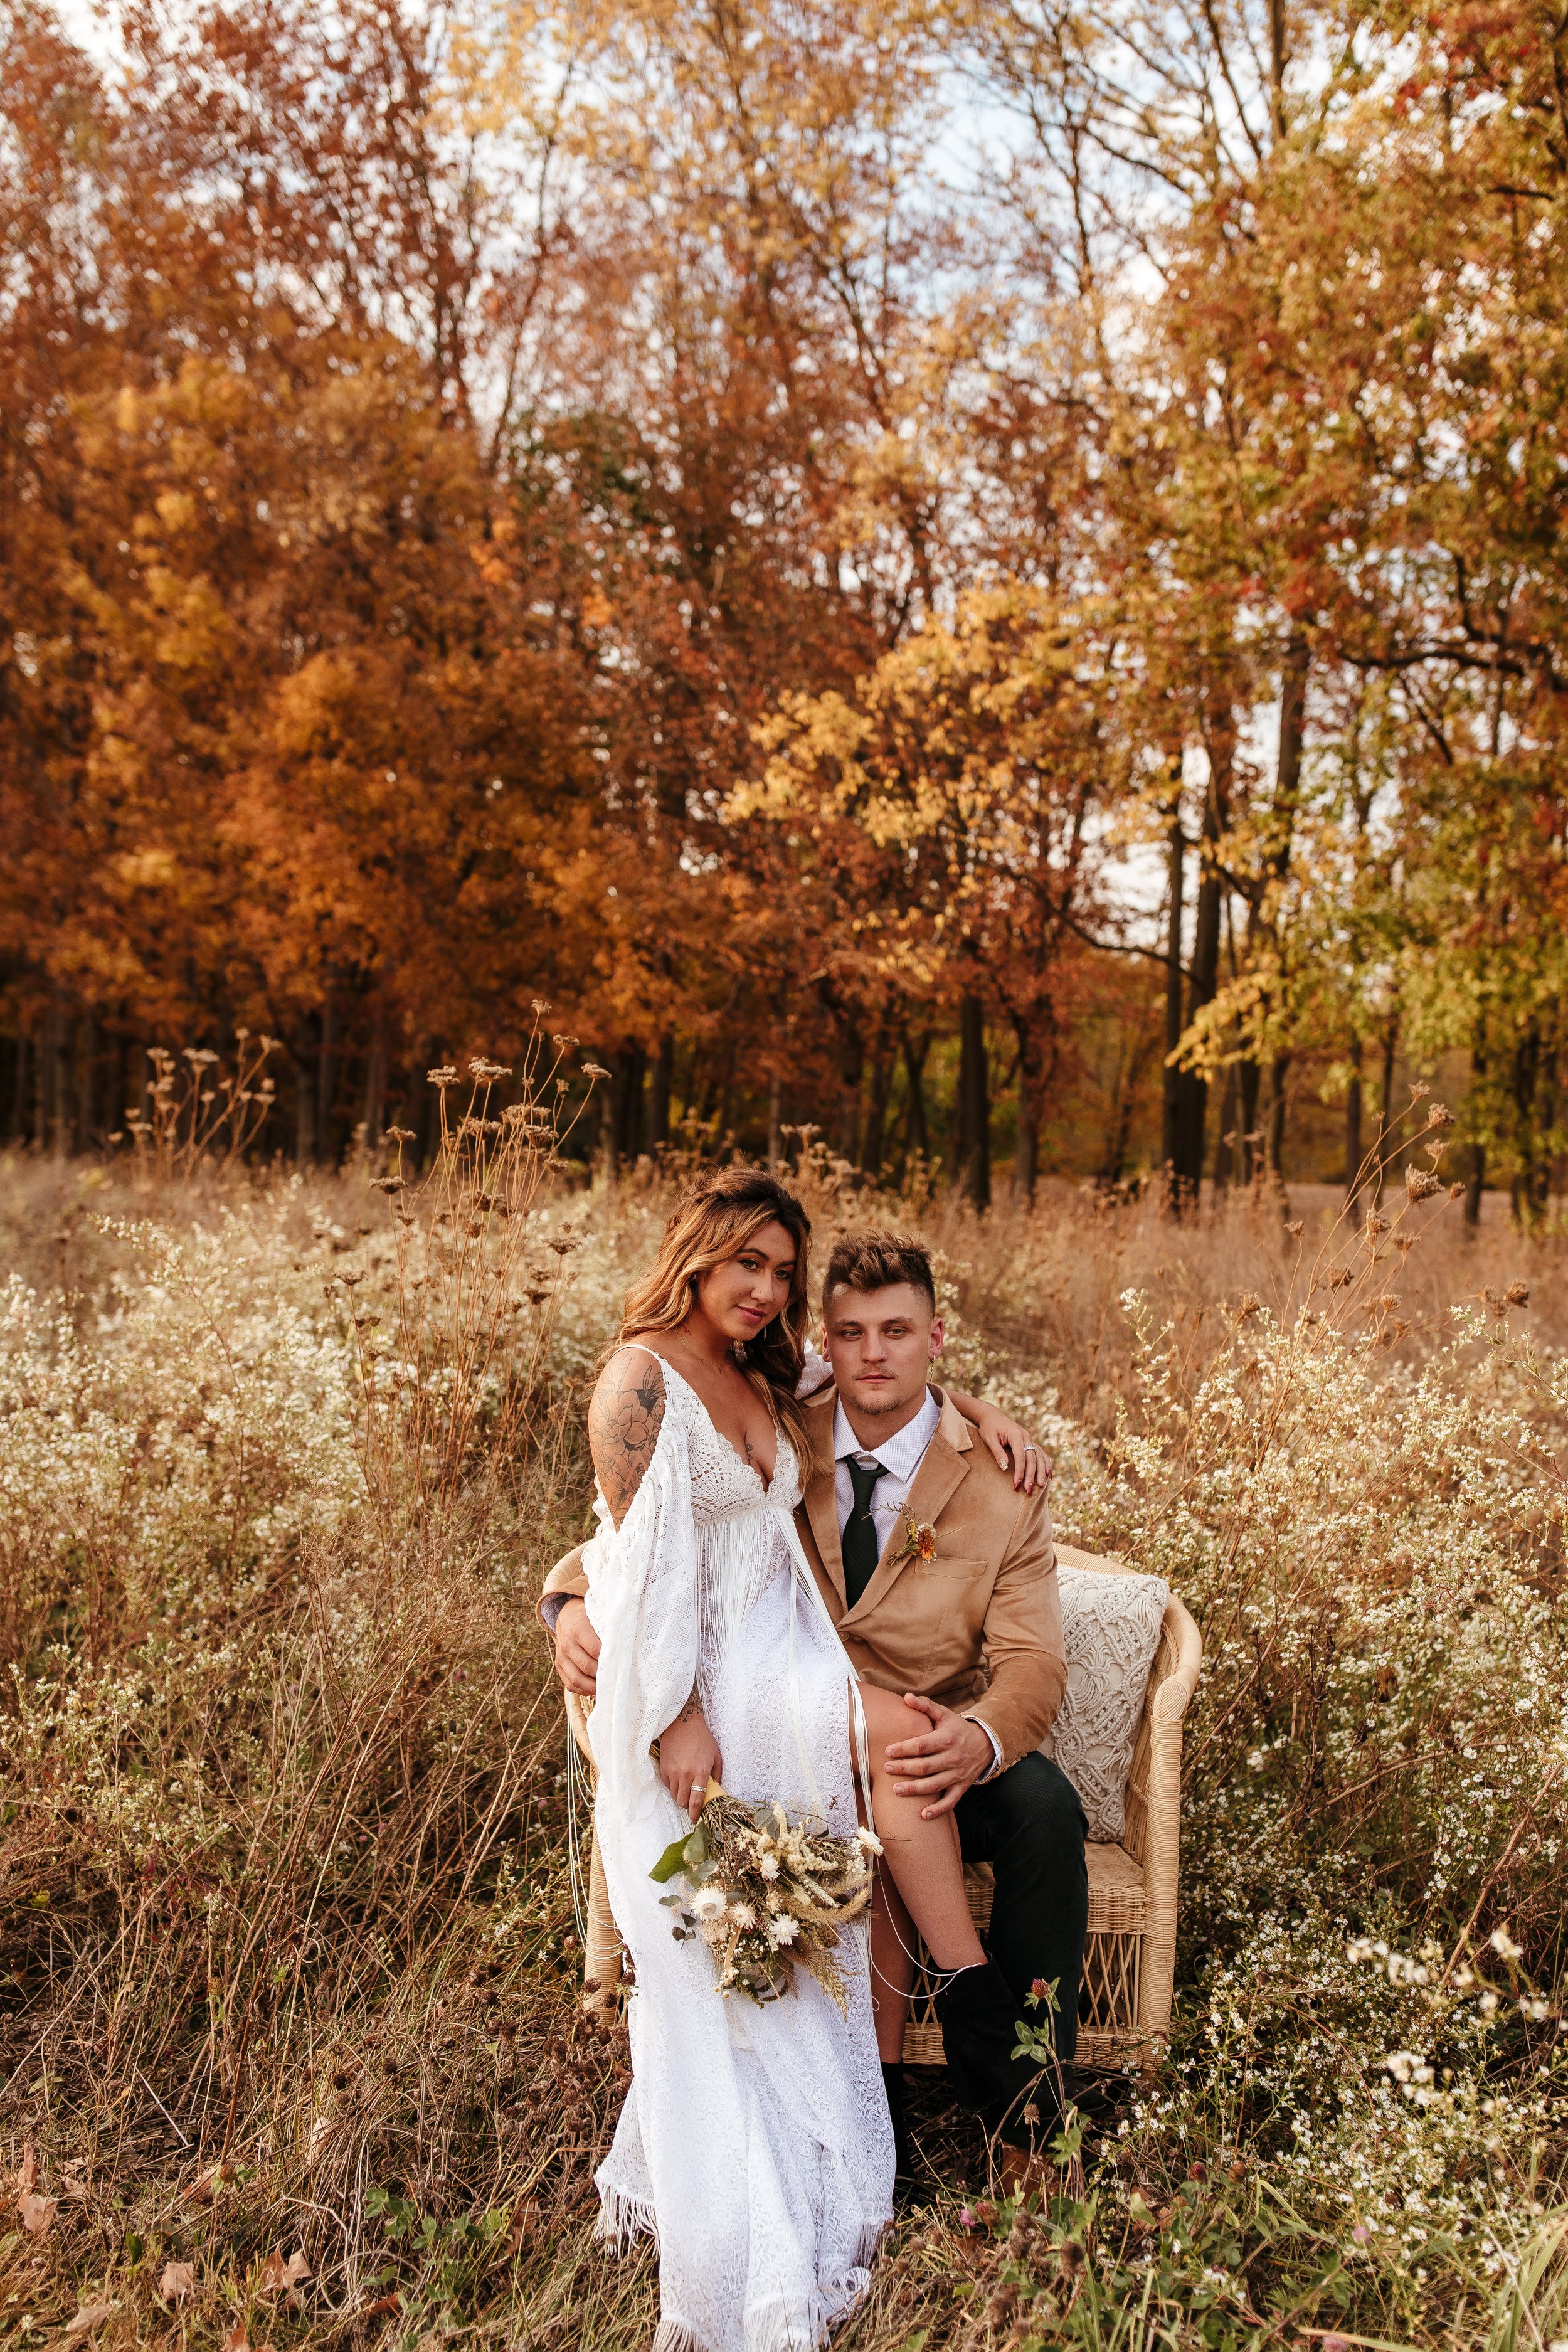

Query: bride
left=582, top=1167, right=1030, bottom=2352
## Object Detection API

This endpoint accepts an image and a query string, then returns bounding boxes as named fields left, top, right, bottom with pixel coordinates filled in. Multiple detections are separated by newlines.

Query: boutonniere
left=893, top=1512, right=938, bottom=1567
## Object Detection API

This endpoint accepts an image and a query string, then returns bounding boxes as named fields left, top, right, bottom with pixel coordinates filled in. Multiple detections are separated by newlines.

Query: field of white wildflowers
left=0, top=1096, right=1563, bottom=2352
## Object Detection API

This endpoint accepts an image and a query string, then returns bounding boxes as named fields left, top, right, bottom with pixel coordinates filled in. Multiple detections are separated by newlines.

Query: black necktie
left=843, top=1456, right=884, bottom=1608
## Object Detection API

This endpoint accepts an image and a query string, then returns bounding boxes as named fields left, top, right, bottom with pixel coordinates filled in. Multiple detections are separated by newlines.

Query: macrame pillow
left=1042, top=1562, right=1170, bottom=1842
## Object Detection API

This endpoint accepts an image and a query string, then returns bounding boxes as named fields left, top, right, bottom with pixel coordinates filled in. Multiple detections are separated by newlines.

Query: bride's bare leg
left=856, top=1683, right=984, bottom=1971
left=869, top=1869, right=915, bottom=2062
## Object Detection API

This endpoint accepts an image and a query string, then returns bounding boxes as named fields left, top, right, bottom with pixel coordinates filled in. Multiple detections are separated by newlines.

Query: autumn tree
left=736, top=586, right=1126, bottom=1198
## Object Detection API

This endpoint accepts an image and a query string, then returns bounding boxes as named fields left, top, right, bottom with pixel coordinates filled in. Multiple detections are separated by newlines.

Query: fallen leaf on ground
left=360, top=2294, right=401, bottom=2321
left=18, top=2189, right=58, bottom=2236
left=16, top=2144, right=37, bottom=2195
left=220, top=2324, right=248, bottom=2352
left=159, top=2262, right=196, bottom=2304
left=63, top=2304, right=116, bottom=2337
left=259, top=2251, right=310, bottom=2306
left=504, top=2201, right=539, bottom=2256
left=185, top=2163, right=234, bottom=2206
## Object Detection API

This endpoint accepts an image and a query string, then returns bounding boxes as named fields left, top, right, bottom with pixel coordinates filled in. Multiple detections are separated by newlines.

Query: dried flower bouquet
left=650, top=1778, right=880, bottom=2010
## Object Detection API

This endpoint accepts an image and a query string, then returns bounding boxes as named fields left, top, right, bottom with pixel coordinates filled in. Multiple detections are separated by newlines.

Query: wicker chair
left=568, top=1544, right=1201, bottom=2074
left=903, top=1545, right=1202, bottom=2076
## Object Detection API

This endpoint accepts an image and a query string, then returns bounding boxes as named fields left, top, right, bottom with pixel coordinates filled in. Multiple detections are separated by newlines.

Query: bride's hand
left=658, top=1697, right=723, bottom=1822
left=972, top=1401, right=1051, bottom=1493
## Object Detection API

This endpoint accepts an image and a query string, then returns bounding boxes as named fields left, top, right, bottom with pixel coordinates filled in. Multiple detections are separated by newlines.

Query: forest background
left=9, top=0, right=1568, bottom=1211
left=6, top=9, right=1568, bottom=2344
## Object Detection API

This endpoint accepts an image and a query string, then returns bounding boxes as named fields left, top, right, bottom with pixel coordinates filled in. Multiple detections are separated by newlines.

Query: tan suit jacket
left=791, top=1385, right=1066, bottom=1769
left=538, top=1382, right=1067, bottom=1773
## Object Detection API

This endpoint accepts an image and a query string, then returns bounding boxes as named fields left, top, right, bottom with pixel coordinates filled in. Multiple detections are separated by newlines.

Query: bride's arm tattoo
left=589, top=1350, right=667, bottom=1527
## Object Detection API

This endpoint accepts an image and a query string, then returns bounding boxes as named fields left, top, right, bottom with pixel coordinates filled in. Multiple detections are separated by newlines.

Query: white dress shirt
left=833, top=1387, right=1002, bottom=1781
left=831, top=1388, right=941, bottom=1550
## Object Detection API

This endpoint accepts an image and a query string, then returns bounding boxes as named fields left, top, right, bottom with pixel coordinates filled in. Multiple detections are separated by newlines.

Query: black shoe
left=936, top=1959, right=1044, bottom=2141
left=881, top=2060, right=914, bottom=2183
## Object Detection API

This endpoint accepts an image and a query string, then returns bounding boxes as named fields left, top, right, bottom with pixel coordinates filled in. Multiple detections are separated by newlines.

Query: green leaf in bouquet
left=650, top=1820, right=710, bottom=1883
left=650, top=1833, right=692, bottom=1883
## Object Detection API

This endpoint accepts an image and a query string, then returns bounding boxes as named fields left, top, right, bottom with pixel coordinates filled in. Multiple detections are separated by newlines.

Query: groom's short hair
left=822, top=1230, right=937, bottom=1313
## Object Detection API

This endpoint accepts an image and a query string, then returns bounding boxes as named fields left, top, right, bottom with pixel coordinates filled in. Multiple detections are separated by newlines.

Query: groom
left=542, top=1228, right=1089, bottom=2182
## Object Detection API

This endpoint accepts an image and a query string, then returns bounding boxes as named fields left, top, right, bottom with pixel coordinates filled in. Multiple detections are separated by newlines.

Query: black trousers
left=955, top=1751, right=1089, bottom=2068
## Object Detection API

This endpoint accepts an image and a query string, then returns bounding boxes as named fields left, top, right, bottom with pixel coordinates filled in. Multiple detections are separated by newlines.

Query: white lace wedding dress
left=581, top=1350, right=894, bottom=2352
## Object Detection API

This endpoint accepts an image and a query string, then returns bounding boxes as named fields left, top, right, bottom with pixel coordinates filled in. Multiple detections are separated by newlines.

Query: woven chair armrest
left=1150, top=1596, right=1203, bottom=1724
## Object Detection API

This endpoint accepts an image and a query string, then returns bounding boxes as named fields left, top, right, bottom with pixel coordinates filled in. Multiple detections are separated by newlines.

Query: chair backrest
left=1052, top=1543, right=1197, bottom=1867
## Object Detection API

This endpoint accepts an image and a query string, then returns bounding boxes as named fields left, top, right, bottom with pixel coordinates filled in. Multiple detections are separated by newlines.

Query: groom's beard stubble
left=841, top=1374, right=930, bottom=1426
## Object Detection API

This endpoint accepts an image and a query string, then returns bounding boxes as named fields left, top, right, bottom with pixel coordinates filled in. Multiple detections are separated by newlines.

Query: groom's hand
left=554, top=1596, right=601, bottom=1698
left=885, top=1693, right=995, bottom=1820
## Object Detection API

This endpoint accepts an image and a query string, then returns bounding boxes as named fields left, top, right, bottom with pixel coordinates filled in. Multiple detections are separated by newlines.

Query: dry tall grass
left=0, top=1103, right=1564, bottom=2352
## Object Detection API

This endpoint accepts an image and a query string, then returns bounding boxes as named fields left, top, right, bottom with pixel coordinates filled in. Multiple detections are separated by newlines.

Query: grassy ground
left=0, top=1105, right=1564, bottom=2352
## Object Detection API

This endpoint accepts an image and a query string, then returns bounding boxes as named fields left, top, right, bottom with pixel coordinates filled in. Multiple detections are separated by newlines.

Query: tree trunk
left=648, top=1032, right=675, bottom=1153
left=112, top=1030, right=130, bottom=1145
left=363, top=999, right=388, bottom=1154
left=1372, top=1019, right=1399, bottom=1200
left=1343, top=1037, right=1364, bottom=1223
left=1013, top=1016, right=1054, bottom=1204
left=761, top=1071, right=779, bottom=1167
left=901, top=1028, right=931, bottom=1167
left=861, top=1026, right=894, bottom=1176
left=1268, top=0, right=1287, bottom=138
left=1213, top=1059, right=1238, bottom=1190
left=1265, top=1053, right=1290, bottom=1182
left=609, top=1042, right=646, bottom=1173
left=1511, top=1026, right=1549, bottom=1225
left=955, top=991, right=991, bottom=1209
left=1098, top=1076, right=1135, bottom=1189
left=581, top=1073, right=607, bottom=1180
left=48, top=995, right=69, bottom=1158
left=716, top=1052, right=736, bottom=1147
left=296, top=1020, right=318, bottom=1166
left=1234, top=1059, right=1259, bottom=1178
left=9, top=1026, right=28, bottom=1144
left=77, top=1007, right=98, bottom=1152
left=132, top=1044, right=152, bottom=1140
left=1276, top=637, right=1309, bottom=837
left=1160, top=814, right=1188, bottom=1209
left=1244, top=636, right=1310, bottom=1193
left=1465, top=1142, right=1485, bottom=1228
left=831, top=1017, right=864, bottom=1165
left=1176, top=754, right=1226, bottom=1196
left=317, top=983, right=338, bottom=1168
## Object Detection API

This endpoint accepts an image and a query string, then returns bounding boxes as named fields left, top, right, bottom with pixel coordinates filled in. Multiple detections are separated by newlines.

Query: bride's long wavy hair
left=615, top=1168, right=813, bottom=1457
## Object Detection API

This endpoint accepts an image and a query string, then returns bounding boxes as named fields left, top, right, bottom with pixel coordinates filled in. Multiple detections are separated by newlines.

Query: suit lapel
left=842, top=1387, right=972, bottom=1624
left=798, top=1396, right=846, bottom=1606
